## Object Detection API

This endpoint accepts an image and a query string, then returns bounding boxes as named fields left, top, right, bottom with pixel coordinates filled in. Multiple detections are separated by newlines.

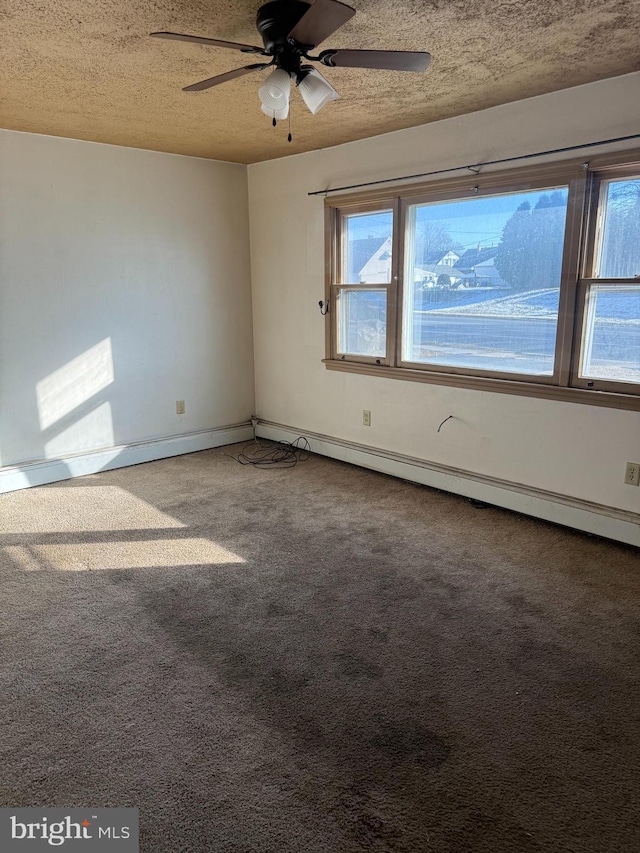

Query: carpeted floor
left=0, top=444, right=638, bottom=852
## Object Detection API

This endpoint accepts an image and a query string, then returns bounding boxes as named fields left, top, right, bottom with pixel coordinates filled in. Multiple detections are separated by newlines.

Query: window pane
left=595, top=178, right=640, bottom=278
left=337, top=289, right=386, bottom=357
left=580, top=285, right=640, bottom=384
left=342, top=210, right=393, bottom=283
left=402, top=187, right=568, bottom=375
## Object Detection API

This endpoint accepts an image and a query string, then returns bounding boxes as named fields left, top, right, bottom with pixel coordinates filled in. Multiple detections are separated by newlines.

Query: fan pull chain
left=268, top=105, right=292, bottom=141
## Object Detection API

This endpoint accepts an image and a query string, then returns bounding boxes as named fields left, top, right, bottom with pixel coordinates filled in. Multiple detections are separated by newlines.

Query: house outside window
left=324, top=153, right=640, bottom=410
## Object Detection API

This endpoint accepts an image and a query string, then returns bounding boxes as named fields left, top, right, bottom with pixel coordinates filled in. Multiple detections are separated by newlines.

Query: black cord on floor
left=468, top=498, right=489, bottom=509
left=231, top=436, right=311, bottom=469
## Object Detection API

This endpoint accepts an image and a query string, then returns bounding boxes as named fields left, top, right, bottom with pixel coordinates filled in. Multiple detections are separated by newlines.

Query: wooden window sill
left=323, top=359, right=640, bottom=411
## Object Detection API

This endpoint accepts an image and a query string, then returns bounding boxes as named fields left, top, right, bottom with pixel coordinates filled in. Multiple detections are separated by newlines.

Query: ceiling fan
left=151, top=0, right=431, bottom=123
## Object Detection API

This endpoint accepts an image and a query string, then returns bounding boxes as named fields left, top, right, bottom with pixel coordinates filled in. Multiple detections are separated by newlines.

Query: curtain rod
left=307, top=132, right=640, bottom=196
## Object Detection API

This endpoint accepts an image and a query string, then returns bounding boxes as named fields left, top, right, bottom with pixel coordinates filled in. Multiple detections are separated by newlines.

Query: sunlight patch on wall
left=4, top=539, right=245, bottom=571
left=43, top=401, right=115, bottom=458
left=36, top=338, right=114, bottom=430
left=0, top=486, right=187, bottom=533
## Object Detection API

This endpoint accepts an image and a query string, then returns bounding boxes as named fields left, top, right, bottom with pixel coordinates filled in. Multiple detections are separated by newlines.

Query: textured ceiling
left=2, top=0, right=640, bottom=164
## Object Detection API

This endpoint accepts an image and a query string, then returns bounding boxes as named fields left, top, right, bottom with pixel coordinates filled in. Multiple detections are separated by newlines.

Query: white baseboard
left=3, top=418, right=637, bottom=547
left=256, top=420, right=639, bottom=548
left=0, top=423, right=253, bottom=494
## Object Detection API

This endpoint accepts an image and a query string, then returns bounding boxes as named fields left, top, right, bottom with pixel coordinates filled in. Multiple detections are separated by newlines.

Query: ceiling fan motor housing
left=256, top=0, right=310, bottom=52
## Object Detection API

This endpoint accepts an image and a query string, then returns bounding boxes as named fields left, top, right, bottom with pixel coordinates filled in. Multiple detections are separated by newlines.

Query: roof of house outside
left=419, top=249, right=460, bottom=266
left=457, top=246, right=500, bottom=269
left=348, top=237, right=389, bottom=280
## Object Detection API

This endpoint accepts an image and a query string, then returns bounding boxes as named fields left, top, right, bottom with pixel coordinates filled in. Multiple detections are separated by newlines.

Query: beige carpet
left=0, top=444, right=638, bottom=852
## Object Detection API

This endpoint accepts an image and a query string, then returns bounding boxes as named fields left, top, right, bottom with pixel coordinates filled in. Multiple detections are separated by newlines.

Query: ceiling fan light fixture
left=258, top=68, right=292, bottom=111
left=298, top=67, right=339, bottom=115
left=153, top=0, right=432, bottom=134
left=261, top=102, right=289, bottom=120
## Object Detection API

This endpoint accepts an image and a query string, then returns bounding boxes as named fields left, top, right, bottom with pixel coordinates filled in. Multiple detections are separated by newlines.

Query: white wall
left=0, top=130, right=255, bottom=468
left=248, top=72, right=640, bottom=517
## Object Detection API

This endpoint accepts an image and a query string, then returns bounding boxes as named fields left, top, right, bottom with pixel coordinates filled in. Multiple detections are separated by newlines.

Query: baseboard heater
left=256, top=419, right=639, bottom=549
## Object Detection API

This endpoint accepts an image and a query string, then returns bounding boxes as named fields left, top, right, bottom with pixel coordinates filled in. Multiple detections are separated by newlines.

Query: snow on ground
left=423, top=288, right=640, bottom=324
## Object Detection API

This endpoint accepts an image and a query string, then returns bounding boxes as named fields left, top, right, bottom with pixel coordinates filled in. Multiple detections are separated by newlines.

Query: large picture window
left=324, top=154, right=640, bottom=409
left=401, top=187, right=568, bottom=376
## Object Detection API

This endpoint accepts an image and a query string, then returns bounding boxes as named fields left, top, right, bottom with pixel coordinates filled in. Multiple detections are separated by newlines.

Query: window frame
left=395, top=170, right=580, bottom=384
left=570, top=162, right=640, bottom=395
left=323, top=151, right=640, bottom=411
left=327, top=197, right=400, bottom=366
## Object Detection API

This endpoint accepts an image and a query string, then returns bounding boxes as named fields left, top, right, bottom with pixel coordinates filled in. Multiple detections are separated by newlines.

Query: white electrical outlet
left=176, top=400, right=185, bottom=415
left=363, top=410, right=371, bottom=427
left=624, top=462, right=640, bottom=486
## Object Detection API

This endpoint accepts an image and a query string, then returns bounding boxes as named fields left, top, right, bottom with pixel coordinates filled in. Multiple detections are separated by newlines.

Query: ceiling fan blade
left=182, top=63, right=270, bottom=92
left=320, top=49, right=431, bottom=72
left=287, top=0, right=355, bottom=48
left=151, top=31, right=264, bottom=54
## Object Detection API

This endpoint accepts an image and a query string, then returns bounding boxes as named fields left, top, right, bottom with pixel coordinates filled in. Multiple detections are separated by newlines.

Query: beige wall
left=248, top=71, right=640, bottom=514
left=2, top=73, right=639, bottom=519
left=0, top=130, right=255, bottom=467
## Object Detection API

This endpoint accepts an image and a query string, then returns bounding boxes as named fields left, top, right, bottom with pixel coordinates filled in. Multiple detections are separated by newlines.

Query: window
left=324, top=154, right=640, bottom=409
left=401, top=187, right=568, bottom=376
left=573, top=174, right=640, bottom=392
left=328, top=201, right=398, bottom=365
